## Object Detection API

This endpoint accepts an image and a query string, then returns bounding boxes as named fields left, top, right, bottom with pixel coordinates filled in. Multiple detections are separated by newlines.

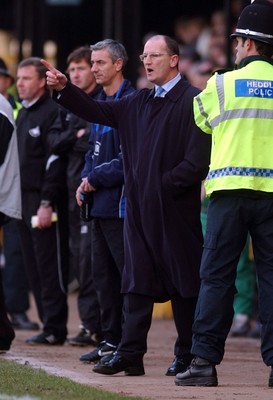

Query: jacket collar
left=21, top=90, right=50, bottom=109
left=98, top=79, right=133, bottom=101
left=238, top=55, right=273, bottom=69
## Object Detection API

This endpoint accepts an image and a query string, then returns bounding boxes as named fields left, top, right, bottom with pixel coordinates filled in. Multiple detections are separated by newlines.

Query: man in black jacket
left=0, top=57, right=39, bottom=331
left=0, top=93, right=21, bottom=351
left=16, top=57, right=68, bottom=345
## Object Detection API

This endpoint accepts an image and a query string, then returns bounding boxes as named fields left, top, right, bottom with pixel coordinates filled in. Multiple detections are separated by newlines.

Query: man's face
left=234, top=36, right=248, bottom=66
left=91, top=49, right=121, bottom=87
left=141, top=37, right=177, bottom=86
left=67, top=59, right=96, bottom=93
left=16, top=65, right=45, bottom=101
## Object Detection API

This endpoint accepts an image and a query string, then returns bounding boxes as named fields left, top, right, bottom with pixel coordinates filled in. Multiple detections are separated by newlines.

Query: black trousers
left=192, top=195, right=273, bottom=366
left=17, top=191, right=68, bottom=340
left=117, top=292, right=197, bottom=363
left=68, top=194, right=100, bottom=333
left=0, top=269, right=15, bottom=348
left=91, top=218, right=124, bottom=345
left=2, top=220, right=30, bottom=313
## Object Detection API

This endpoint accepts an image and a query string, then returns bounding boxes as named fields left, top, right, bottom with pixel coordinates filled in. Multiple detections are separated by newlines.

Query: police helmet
left=231, top=0, right=273, bottom=46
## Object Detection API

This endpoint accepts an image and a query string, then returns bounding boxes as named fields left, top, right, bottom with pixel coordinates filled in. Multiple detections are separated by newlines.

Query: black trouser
left=17, top=191, right=68, bottom=340
left=117, top=292, right=197, bottom=363
left=2, top=220, right=30, bottom=313
left=68, top=194, right=101, bottom=333
left=91, top=218, right=124, bottom=345
left=192, top=195, right=273, bottom=366
left=0, top=269, right=15, bottom=348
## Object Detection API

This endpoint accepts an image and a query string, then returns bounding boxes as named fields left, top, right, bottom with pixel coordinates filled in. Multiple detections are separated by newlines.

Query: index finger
left=40, top=58, right=59, bottom=74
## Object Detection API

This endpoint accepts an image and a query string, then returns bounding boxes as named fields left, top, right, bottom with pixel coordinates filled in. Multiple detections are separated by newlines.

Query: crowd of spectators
left=137, top=0, right=242, bottom=91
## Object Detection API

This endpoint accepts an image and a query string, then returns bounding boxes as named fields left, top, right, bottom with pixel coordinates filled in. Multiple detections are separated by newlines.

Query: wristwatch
left=40, top=200, right=52, bottom=208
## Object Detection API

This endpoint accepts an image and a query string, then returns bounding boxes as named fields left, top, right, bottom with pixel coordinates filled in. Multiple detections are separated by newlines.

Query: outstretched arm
left=41, top=58, right=121, bottom=130
left=40, top=59, right=68, bottom=91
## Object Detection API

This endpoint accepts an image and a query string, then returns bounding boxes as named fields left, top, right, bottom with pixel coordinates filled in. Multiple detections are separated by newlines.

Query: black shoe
left=0, top=340, right=12, bottom=352
left=67, top=328, right=101, bottom=347
left=93, top=354, right=145, bottom=376
left=175, top=356, right=218, bottom=387
left=10, top=313, right=39, bottom=331
left=79, top=341, right=117, bottom=363
left=269, top=367, right=273, bottom=387
left=166, top=355, right=193, bottom=376
left=25, top=332, right=65, bottom=345
left=0, top=325, right=15, bottom=352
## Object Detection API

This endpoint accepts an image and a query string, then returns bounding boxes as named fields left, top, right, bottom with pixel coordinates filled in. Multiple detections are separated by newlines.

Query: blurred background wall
left=0, top=0, right=250, bottom=85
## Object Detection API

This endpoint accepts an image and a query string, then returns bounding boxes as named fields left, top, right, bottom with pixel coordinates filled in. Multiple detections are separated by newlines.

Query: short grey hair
left=90, top=39, right=128, bottom=70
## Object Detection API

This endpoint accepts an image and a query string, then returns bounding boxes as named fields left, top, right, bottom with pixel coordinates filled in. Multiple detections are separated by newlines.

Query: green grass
left=0, top=359, right=147, bottom=400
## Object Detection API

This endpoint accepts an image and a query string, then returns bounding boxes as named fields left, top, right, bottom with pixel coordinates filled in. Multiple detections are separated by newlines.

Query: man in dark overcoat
left=42, top=34, right=211, bottom=376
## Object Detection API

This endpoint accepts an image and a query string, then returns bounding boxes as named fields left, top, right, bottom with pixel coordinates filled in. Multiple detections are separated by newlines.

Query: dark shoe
left=0, top=325, right=15, bottom=352
left=79, top=341, right=117, bottom=363
left=25, top=332, right=65, bottom=345
left=166, top=355, right=193, bottom=376
left=0, top=340, right=12, bottom=352
left=175, top=356, right=218, bottom=387
left=67, top=328, right=101, bottom=347
left=269, top=367, right=273, bottom=387
left=93, top=354, right=145, bottom=376
left=10, top=313, right=39, bottom=331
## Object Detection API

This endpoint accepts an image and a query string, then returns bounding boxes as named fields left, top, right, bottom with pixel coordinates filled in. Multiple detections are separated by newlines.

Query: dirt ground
left=3, top=292, right=273, bottom=400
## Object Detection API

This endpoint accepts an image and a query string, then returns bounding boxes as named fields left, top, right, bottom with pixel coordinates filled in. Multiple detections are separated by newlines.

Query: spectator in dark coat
left=0, top=57, right=39, bottom=331
left=42, top=34, right=211, bottom=375
left=0, top=93, right=21, bottom=351
left=16, top=57, right=68, bottom=345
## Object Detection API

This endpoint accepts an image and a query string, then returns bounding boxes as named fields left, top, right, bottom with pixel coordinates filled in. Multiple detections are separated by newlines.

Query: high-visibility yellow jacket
left=7, top=94, right=22, bottom=120
left=194, top=56, right=273, bottom=196
left=13, top=100, right=22, bottom=120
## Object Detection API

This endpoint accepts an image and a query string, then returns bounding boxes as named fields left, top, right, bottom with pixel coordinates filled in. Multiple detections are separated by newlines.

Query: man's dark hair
left=255, top=40, right=273, bottom=58
left=241, top=36, right=273, bottom=58
left=163, top=35, right=180, bottom=57
left=67, top=46, right=91, bottom=66
left=18, top=57, right=47, bottom=80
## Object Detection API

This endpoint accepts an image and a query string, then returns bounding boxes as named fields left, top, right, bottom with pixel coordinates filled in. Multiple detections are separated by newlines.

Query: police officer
left=175, top=0, right=273, bottom=388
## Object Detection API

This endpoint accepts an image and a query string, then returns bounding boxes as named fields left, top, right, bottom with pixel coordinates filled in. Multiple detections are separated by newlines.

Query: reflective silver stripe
left=235, top=28, right=273, bottom=40
left=207, top=166, right=273, bottom=180
left=195, top=94, right=212, bottom=130
left=211, top=108, right=273, bottom=129
left=212, top=73, right=273, bottom=127
left=215, top=74, right=225, bottom=113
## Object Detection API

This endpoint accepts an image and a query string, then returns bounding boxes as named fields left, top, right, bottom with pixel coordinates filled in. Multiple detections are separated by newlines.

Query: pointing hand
left=40, top=59, right=68, bottom=91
